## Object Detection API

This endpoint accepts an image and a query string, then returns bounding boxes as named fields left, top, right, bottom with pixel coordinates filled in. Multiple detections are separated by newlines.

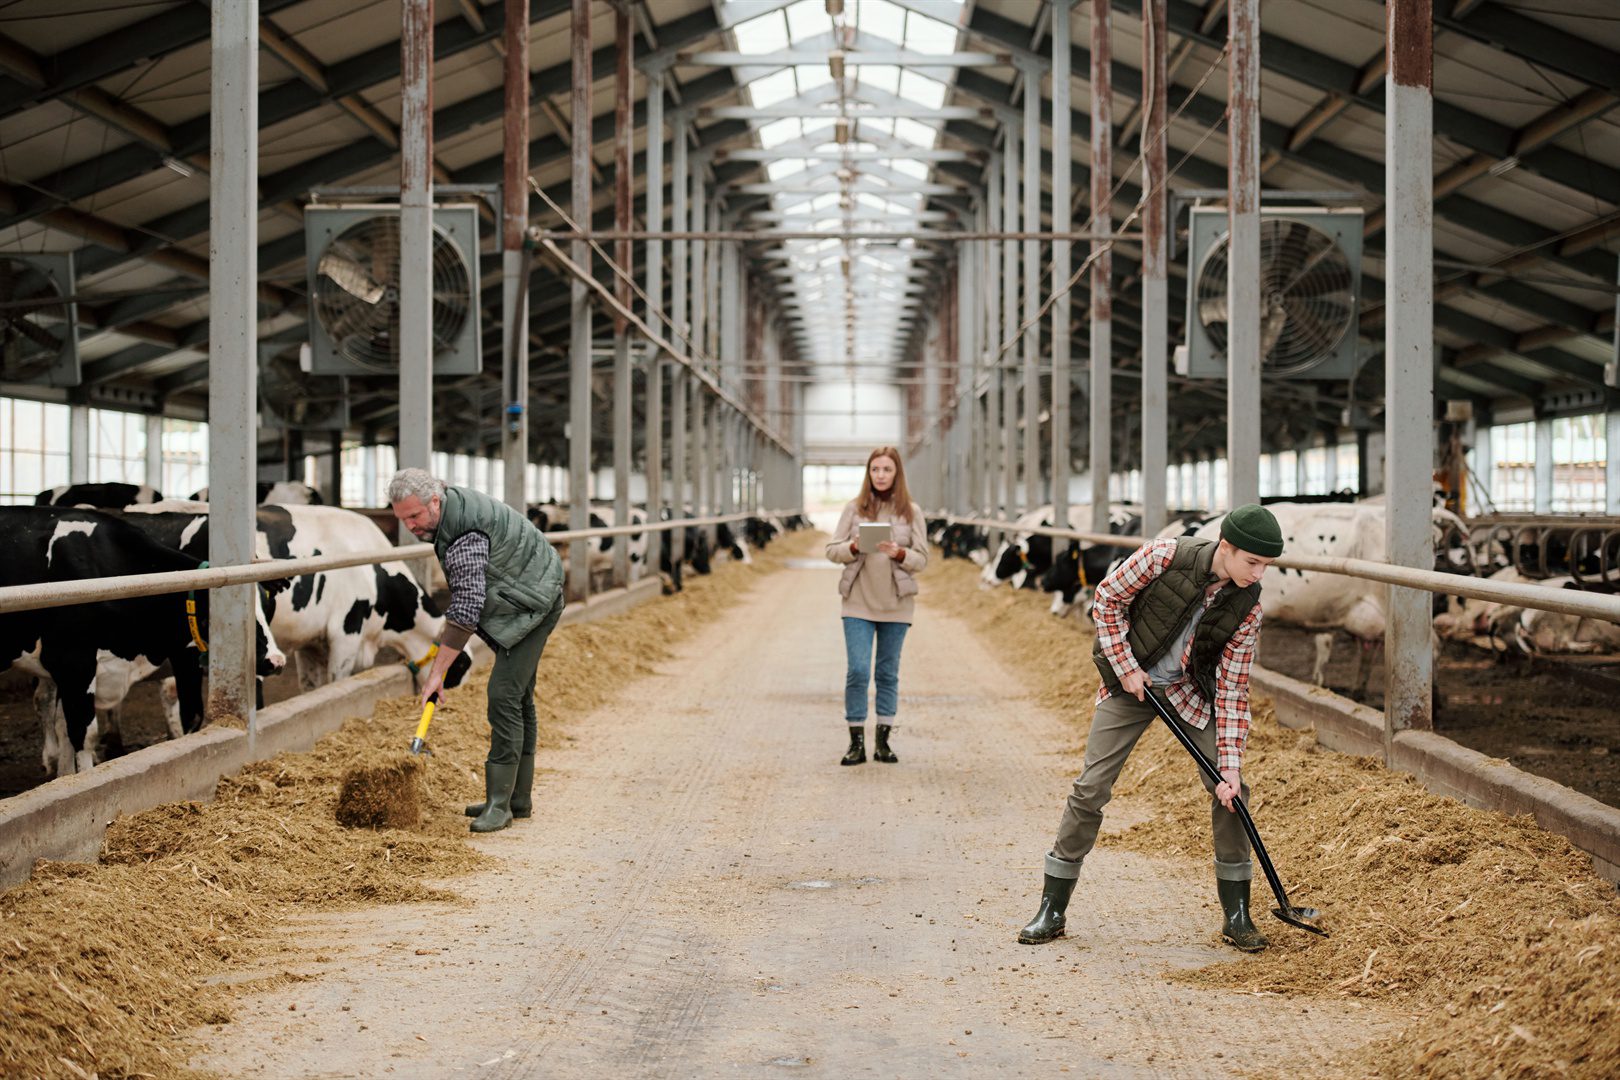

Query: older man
left=388, top=467, right=566, bottom=833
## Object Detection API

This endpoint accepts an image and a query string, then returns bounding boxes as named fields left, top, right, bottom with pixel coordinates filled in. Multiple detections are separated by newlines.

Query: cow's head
left=1041, top=542, right=1085, bottom=602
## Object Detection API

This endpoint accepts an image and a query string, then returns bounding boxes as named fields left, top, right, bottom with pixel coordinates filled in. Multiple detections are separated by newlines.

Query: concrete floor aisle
left=193, top=558, right=1390, bottom=1077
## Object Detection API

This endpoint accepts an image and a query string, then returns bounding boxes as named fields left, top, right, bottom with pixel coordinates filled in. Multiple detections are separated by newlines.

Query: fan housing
left=305, top=204, right=482, bottom=376
left=259, top=343, right=349, bottom=431
left=0, top=253, right=80, bottom=387
left=1181, top=207, right=1363, bottom=380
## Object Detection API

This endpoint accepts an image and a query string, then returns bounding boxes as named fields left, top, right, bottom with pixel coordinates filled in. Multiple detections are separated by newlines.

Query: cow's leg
left=294, top=647, right=328, bottom=692
left=160, top=677, right=183, bottom=739
left=33, top=679, right=60, bottom=776
left=1352, top=639, right=1383, bottom=701
left=41, top=651, right=98, bottom=775
left=1310, top=633, right=1335, bottom=686
left=325, top=632, right=363, bottom=683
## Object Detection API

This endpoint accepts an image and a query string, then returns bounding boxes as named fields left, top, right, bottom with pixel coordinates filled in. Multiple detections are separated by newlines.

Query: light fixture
left=825, top=0, right=844, bottom=15
left=828, top=50, right=845, bottom=81
left=835, top=118, right=850, bottom=145
left=1487, top=155, right=1520, bottom=178
left=163, top=156, right=195, bottom=178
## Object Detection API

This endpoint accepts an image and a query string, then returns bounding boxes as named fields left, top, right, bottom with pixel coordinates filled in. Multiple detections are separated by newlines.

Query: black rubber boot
left=873, top=724, right=898, bottom=764
left=1217, top=878, right=1269, bottom=952
left=840, top=727, right=866, bottom=766
left=1018, top=873, right=1079, bottom=944
left=465, top=753, right=534, bottom=819
left=469, top=761, right=518, bottom=833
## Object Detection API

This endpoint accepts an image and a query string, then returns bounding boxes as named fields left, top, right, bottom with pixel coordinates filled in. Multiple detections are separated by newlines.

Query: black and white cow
left=36, top=482, right=163, bottom=507
left=0, top=507, right=283, bottom=776
left=980, top=505, right=1135, bottom=592
left=1040, top=512, right=1146, bottom=617
left=1434, top=568, right=1620, bottom=657
left=189, top=481, right=324, bottom=505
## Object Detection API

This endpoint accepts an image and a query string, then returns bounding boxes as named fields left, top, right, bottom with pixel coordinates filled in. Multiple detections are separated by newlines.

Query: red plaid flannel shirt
left=1093, top=538, right=1263, bottom=772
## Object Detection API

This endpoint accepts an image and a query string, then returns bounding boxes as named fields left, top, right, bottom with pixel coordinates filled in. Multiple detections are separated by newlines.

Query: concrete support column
left=567, top=0, right=592, bottom=599
left=1021, top=61, right=1041, bottom=512
left=1383, top=0, right=1435, bottom=744
left=398, top=0, right=433, bottom=482
left=1088, top=0, right=1112, bottom=530
left=611, top=4, right=633, bottom=587
left=1606, top=413, right=1619, bottom=515
left=324, top=432, right=342, bottom=505
left=1534, top=417, right=1554, bottom=513
left=363, top=444, right=379, bottom=506
left=1050, top=0, right=1072, bottom=533
left=691, top=170, right=707, bottom=365
left=1002, top=125, right=1019, bottom=516
left=1140, top=0, right=1169, bottom=536
left=645, top=72, right=665, bottom=542
left=500, top=0, right=530, bottom=511
left=985, top=156, right=1002, bottom=524
left=207, top=0, right=259, bottom=732
left=145, top=413, right=163, bottom=488
left=69, top=404, right=90, bottom=483
left=1226, top=0, right=1261, bottom=509
left=671, top=368, right=688, bottom=559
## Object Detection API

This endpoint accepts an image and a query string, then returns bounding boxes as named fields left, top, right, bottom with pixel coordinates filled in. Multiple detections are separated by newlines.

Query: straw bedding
left=0, top=536, right=795, bottom=1080
left=926, top=557, right=1620, bottom=1078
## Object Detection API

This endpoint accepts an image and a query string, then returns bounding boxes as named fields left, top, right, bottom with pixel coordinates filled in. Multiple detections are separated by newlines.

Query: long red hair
left=855, top=446, right=914, bottom=524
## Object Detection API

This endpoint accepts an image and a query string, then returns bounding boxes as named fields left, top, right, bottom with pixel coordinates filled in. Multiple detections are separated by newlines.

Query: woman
left=825, top=446, right=929, bottom=766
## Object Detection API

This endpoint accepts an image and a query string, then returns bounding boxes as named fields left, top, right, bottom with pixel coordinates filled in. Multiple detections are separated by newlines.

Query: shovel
left=408, top=693, right=439, bottom=757
left=1141, top=690, right=1327, bottom=937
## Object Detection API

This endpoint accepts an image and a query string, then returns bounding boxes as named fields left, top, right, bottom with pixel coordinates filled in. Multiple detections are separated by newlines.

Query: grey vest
left=1092, top=537, right=1261, bottom=703
left=434, top=485, right=564, bottom=649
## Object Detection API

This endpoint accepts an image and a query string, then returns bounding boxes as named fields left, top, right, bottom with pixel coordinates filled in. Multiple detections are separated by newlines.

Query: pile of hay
left=925, top=558, right=1620, bottom=1078
left=335, top=753, right=426, bottom=829
left=0, top=535, right=800, bottom=1080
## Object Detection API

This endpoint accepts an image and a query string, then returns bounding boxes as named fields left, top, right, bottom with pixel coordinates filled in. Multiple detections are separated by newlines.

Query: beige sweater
left=825, top=498, right=929, bottom=623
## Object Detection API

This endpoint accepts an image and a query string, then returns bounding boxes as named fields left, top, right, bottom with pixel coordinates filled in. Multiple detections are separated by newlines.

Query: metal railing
left=943, top=514, right=1620, bottom=624
left=0, top=509, right=795, bottom=615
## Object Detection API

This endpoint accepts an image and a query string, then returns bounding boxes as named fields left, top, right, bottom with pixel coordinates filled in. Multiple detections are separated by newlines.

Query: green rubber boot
left=1217, top=878, right=1269, bottom=952
left=466, top=754, right=534, bottom=819
left=1017, top=871, right=1079, bottom=944
left=469, top=761, right=518, bottom=833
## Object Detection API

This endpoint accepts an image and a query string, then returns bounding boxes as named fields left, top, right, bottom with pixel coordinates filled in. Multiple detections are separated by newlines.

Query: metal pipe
left=529, top=230, right=1135, bottom=242
left=399, top=0, right=434, bottom=482
left=1002, top=124, right=1019, bottom=521
left=1022, top=60, right=1041, bottom=511
left=1051, top=0, right=1072, bottom=536
left=1140, top=0, right=1169, bottom=537
left=612, top=3, right=634, bottom=588
left=501, top=0, right=530, bottom=512
left=208, top=0, right=260, bottom=734
left=568, top=0, right=591, bottom=601
left=1226, top=0, right=1261, bottom=509
left=646, top=71, right=665, bottom=545
left=1089, top=0, right=1113, bottom=533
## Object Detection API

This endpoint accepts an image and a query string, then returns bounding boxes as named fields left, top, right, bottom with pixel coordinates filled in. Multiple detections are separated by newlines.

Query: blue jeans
left=843, top=617, right=909, bottom=725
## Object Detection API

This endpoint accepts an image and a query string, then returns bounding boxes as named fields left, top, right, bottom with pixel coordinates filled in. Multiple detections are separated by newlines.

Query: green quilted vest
left=434, top=485, right=564, bottom=649
left=1091, top=537, right=1261, bottom=703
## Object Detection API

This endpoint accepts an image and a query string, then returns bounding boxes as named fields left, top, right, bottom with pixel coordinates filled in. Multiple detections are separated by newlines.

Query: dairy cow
left=0, top=508, right=268, bottom=776
left=35, top=482, right=163, bottom=507
left=981, top=504, right=1136, bottom=592
left=189, top=481, right=324, bottom=505
left=1434, top=568, right=1620, bottom=657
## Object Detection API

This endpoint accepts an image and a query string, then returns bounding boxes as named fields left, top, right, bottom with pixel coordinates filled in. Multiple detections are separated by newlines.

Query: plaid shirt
left=1093, top=537, right=1263, bottom=772
left=441, top=529, right=490, bottom=646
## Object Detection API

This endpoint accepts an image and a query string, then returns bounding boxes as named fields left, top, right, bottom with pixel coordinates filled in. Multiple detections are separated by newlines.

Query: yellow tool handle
left=413, top=697, right=437, bottom=742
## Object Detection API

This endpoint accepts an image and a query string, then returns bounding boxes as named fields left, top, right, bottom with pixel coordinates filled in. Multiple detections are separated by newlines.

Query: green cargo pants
left=485, top=594, right=565, bottom=766
left=1044, top=688, right=1254, bottom=883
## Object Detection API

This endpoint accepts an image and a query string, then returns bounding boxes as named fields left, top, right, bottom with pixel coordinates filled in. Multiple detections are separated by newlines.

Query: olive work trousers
left=1044, top=689, right=1254, bottom=883
left=485, top=594, right=566, bottom=766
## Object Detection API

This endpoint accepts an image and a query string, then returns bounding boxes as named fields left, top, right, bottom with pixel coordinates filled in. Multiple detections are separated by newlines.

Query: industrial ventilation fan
left=0, top=253, right=81, bottom=386
left=259, top=343, right=349, bottom=430
left=304, top=204, right=482, bottom=376
left=1180, top=206, right=1363, bottom=380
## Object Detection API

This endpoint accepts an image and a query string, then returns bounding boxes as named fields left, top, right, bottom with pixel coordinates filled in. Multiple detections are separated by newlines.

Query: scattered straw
left=924, top=557, right=1620, bottom=1078
left=0, top=533, right=801, bottom=1079
left=335, top=754, right=426, bottom=829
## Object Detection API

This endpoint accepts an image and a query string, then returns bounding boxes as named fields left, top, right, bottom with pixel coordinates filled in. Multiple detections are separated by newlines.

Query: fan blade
left=1260, top=296, right=1290, bottom=357
left=1197, top=295, right=1229, bottom=328
left=317, top=252, right=387, bottom=305
left=12, top=316, right=62, bottom=354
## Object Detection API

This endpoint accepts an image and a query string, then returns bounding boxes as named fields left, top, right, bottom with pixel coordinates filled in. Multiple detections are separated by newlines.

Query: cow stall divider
left=944, top=513, right=1620, bottom=883
left=0, top=509, right=794, bottom=889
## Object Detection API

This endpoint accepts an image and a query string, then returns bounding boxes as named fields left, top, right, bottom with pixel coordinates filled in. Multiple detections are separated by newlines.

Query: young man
left=389, top=467, right=565, bottom=833
left=1017, top=504, right=1283, bottom=952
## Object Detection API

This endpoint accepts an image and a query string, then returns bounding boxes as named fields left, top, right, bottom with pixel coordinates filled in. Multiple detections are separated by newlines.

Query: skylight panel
left=766, top=157, right=808, bottom=181
left=859, top=64, right=901, bottom=95
left=784, top=0, right=832, bottom=41
left=795, top=64, right=832, bottom=91
left=758, top=117, right=802, bottom=148
left=859, top=118, right=895, bottom=140
left=903, top=9, right=957, bottom=54
left=811, top=192, right=839, bottom=210
left=893, top=117, right=937, bottom=147
left=802, top=116, right=835, bottom=140
left=857, top=192, right=887, bottom=212
left=897, top=70, right=947, bottom=109
left=732, top=10, right=789, bottom=52
left=748, top=69, right=798, bottom=107
left=890, top=157, right=929, bottom=180
left=855, top=0, right=906, bottom=44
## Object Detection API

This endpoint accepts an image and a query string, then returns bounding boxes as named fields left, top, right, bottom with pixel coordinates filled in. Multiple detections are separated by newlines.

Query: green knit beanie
left=1221, top=503, right=1284, bottom=557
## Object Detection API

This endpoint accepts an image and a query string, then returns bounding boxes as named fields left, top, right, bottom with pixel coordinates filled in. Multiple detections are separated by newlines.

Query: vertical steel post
left=501, top=0, right=530, bottom=511
left=646, top=72, right=665, bottom=544
left=399, top=0, right=433, bottom=481
left=69, top=404, right=90, bottom=483
left=1002, top=125, right=1019, bottom=516
left=1021, top=61, right=1041, bottom=512
left=324, top=432, right=342, bottom=505
left=1140, top=0, right=1168, bottom=536
left=611, top=4, right=633, bottom=587
left=1534, top=417, right=1553, bottom=513
left=692, top=170, right=707, bottom=364
left=568, top=0, right=592, bottom=600
left=208, top=0, right=259, bottom=732
left=1051, top=1, right=1072, bottom=532
left=1607, top=412, right=1620, bottom=515
left=1088, top=0, right=1112, bottom=531
left=363, top=444, right=378, bottom=506
left=671, top=369, right=688, bottom=544
left=959, top=219, right=977, bottom=516
left=985, top=159, right=1001, bottom=527
left=670, top=110, right=689, bottom=563
left=1226, top=0, right=1261, bottom=509
left=1384, top=0, right=1435, bottom=746
left=145, top=413, right=163, bottom=489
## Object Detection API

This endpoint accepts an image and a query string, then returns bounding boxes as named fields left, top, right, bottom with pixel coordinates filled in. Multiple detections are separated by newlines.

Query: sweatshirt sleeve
left=899, top=504, right=929, bottom=574
left=826, top=503, right=859, bottom=564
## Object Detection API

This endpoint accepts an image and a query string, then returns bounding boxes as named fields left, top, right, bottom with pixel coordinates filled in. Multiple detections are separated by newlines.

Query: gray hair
left=386, top=467, right=446, bottom=505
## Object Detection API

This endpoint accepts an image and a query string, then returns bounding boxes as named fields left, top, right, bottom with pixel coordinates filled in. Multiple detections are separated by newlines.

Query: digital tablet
left=857, top=521, right=893, bottom=550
